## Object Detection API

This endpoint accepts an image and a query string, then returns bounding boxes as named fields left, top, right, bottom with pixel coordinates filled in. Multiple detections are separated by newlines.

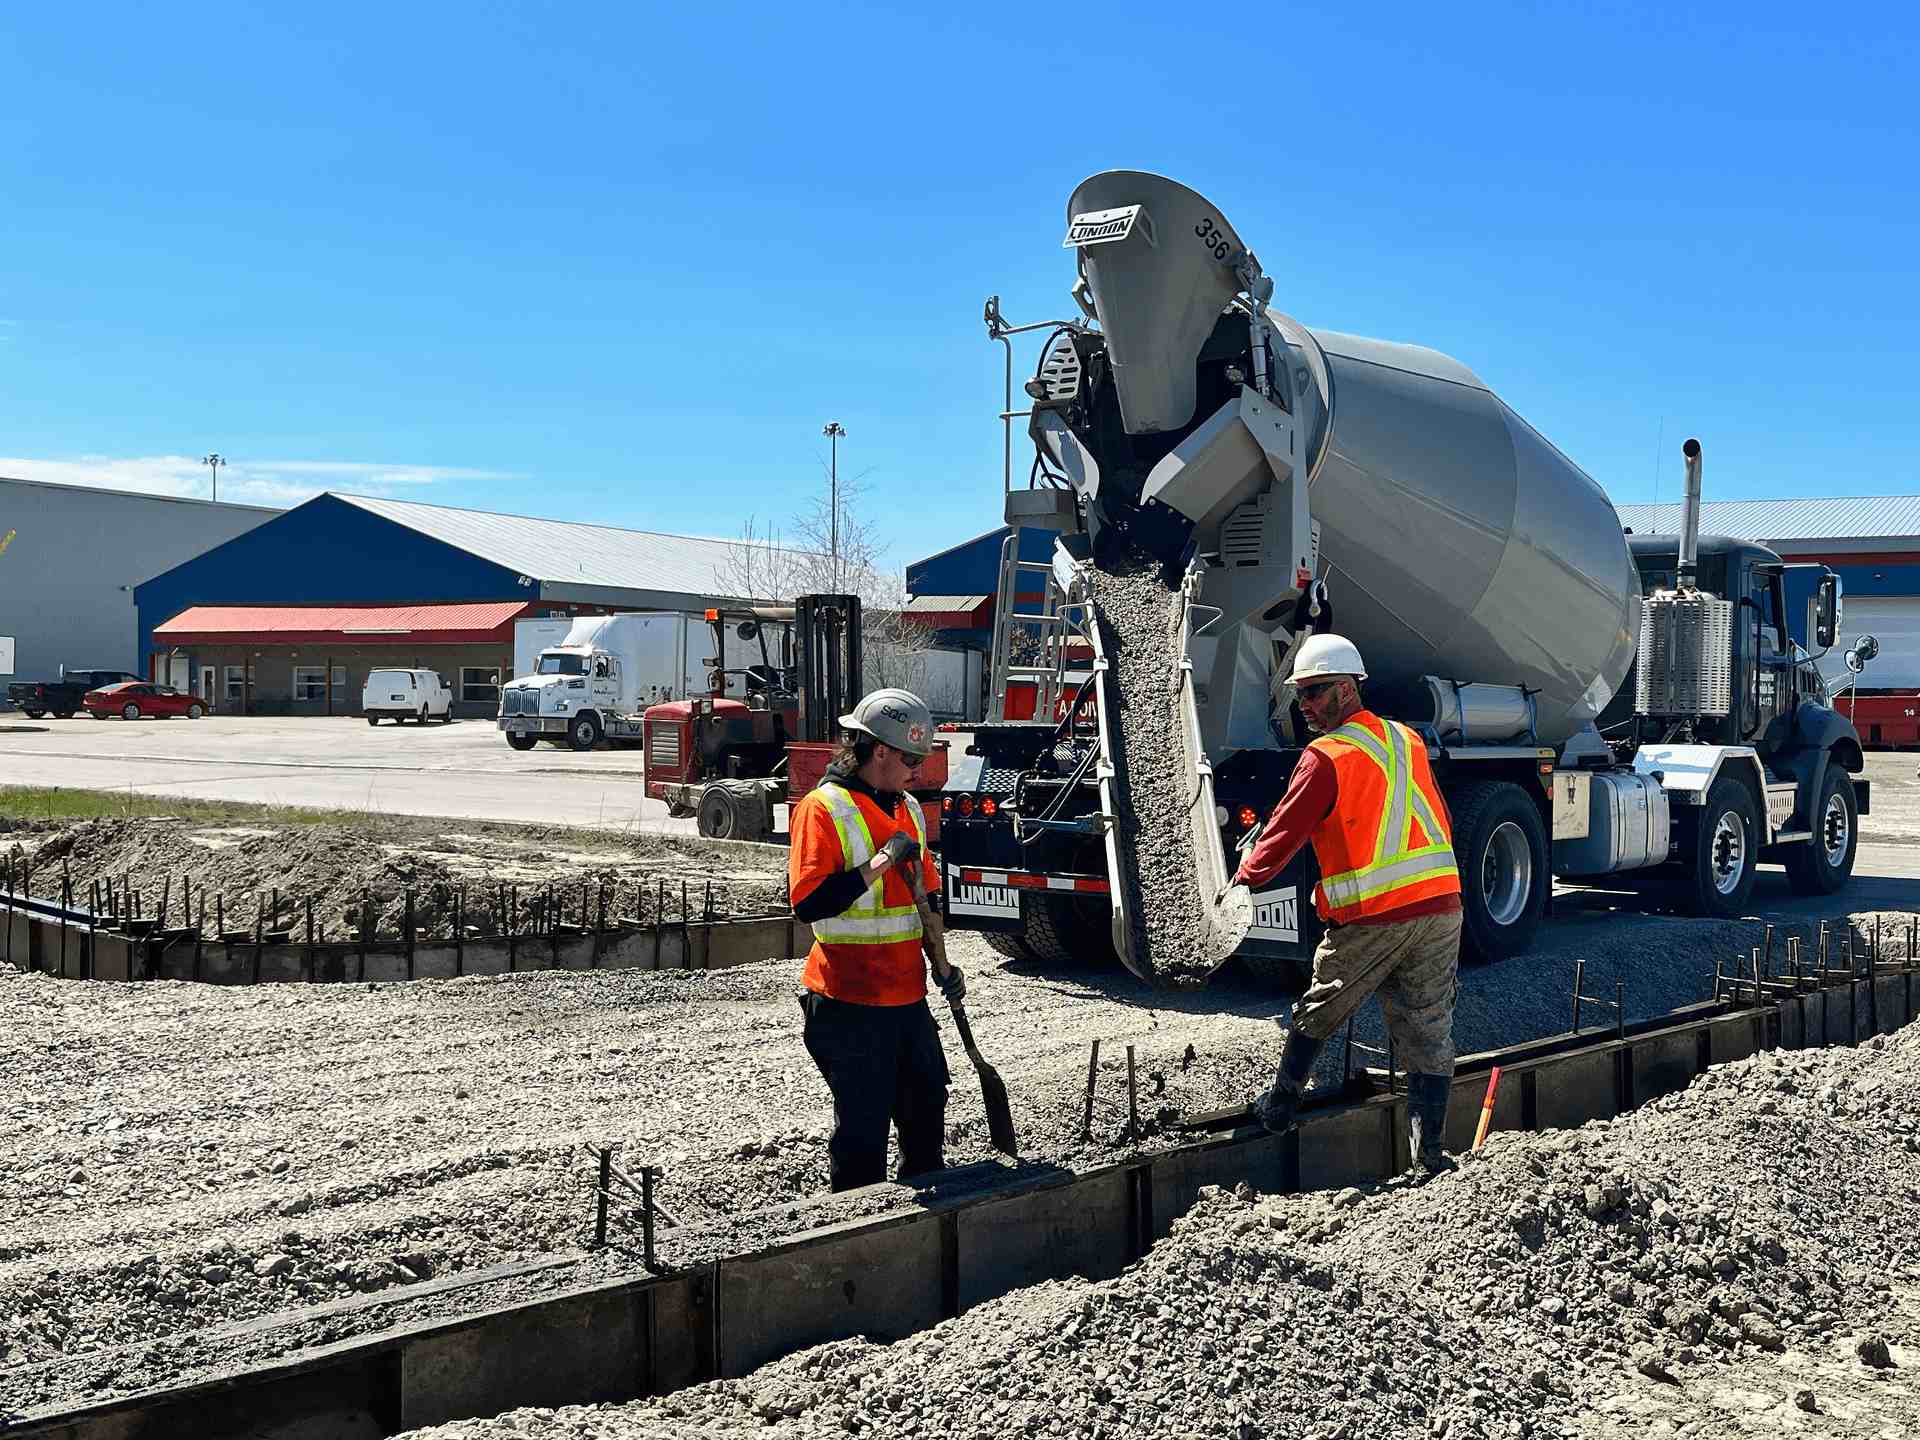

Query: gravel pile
left=1085, top=558, right=1209, bottom=983
left=396, top=1021, right=1920, bottom=1440
left=2, top=818, right=789, bottom=939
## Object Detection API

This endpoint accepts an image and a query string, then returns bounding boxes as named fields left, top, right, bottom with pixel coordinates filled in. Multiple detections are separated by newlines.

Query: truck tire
left=1451, top=780, right=1549, bottom=962
left=982, top=931, right=1041, bottom=964
left=1671, top=774, right=1760, bottom=917
left=506, top=732, right=539, bottom=752
left=697, top=785, right=741, bottom=840
left=1020, top=892, right=1117, bottom=968
left=567, top=713, right=602, bottom=751
left=1784, top=763, right=1858, bottom=895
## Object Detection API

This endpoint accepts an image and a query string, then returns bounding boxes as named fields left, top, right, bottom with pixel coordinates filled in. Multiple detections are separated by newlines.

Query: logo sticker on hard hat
left=909, top=723, right=926, bottom=744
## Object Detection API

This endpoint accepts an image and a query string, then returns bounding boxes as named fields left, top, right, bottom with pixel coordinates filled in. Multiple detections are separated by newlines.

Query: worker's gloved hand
left=935, top=965, right=966, bottom=1003
left=878, top=832, right=922, bottom=869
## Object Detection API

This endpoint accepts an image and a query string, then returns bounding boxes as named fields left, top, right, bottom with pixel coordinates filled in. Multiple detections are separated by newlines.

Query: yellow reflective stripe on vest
left=808, top=783, right=926, bottom=946
left=1319, top=719, right=1455, bottom=910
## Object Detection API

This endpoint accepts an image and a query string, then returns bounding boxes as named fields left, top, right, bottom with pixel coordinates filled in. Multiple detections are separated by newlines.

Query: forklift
left=642, top=595, right=949, bottom=844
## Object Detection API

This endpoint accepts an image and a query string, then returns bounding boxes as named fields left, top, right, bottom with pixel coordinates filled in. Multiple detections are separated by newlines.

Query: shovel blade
left=973, top=1056, right=1019, bottom=1157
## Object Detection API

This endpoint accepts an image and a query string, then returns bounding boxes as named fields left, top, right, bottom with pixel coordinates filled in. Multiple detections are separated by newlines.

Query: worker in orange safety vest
left=1229, top=634, right=1463, bottom=1176
left=789, top=687, right=964, bottom=1191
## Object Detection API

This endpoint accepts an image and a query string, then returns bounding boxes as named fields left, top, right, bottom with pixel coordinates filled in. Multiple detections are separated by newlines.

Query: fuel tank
left=1053, top=170, right=1642, bottom=747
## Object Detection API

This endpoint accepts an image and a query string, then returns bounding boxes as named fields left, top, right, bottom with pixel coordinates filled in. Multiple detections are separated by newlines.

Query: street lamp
left=202, top=453, right=225, bottom=502
left=822, top=422, right=845, bottom=592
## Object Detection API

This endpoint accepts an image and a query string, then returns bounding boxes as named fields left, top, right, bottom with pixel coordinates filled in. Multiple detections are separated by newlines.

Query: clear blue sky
left=4, top=3, right=1916, bottom=569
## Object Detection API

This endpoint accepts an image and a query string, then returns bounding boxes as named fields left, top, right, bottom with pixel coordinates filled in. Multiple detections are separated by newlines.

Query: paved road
left=0, top=714, right=694, bottom=832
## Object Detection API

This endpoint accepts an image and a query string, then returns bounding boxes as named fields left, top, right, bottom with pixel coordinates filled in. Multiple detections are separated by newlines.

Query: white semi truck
left=497, top=613, right=694, bottom=752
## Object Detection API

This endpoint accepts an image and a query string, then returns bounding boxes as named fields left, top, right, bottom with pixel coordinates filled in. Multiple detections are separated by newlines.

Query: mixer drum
left=1297, top=328, right=1641, bottom=746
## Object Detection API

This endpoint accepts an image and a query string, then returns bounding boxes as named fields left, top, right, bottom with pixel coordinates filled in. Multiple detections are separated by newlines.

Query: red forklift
left=642, top=593, right=948, bottom=843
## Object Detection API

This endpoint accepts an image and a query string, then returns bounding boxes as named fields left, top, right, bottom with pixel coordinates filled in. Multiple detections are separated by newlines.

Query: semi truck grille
left=502, top=689, right=527, bottom=715
left=649, top=728, right=681, bottom=771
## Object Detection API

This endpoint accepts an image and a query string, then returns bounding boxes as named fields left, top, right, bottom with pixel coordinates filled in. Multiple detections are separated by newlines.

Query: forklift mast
left=793, top=594, right=862, bottom=740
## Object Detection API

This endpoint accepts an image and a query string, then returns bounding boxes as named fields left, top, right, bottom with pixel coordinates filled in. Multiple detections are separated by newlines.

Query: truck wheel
left=1784, top=764, right=1858, bottom=895
left=1672, top=774, right=1760, bottom=917
left=506, top=732, right=539, bottom=752
left=1021, top=892, right=1117, bottom=968
left=982, top=931, right=1041, bottom=965
left=567, top=713, right=602, bottom=751
left=1451, top=780, right=1549, bottom=961
left=697, top=786, right=741, bottom=839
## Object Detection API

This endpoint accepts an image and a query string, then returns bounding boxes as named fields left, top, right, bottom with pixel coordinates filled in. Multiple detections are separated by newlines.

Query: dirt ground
left=0, top=815, right=790, bottom=938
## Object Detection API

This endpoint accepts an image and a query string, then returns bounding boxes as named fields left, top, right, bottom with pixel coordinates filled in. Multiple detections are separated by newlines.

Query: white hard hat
left=839, top=687, right=935, bottom=757
left=1290, top=634, right=1367, bottom=684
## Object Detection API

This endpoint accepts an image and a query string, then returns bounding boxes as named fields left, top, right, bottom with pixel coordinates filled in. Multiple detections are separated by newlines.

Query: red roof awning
left=153, top=602, right=530, bottom=647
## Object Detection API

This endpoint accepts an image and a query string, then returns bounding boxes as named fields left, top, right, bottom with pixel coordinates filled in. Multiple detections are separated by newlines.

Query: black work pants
left=800, top=991, right=950, bottom=1191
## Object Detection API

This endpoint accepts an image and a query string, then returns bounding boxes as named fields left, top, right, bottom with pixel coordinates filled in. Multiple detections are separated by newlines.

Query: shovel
left=907, top=869, right=1018, bottom=1157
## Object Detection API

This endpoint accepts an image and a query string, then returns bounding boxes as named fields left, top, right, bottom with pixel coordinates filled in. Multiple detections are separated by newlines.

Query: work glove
left=935, top=964, right=966, bottom=1003
left=878, top=832, right=922, bottom=869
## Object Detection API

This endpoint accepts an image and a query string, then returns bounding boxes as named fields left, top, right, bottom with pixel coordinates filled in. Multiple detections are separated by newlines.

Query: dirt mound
left=4, top=818, right=790, bottom=939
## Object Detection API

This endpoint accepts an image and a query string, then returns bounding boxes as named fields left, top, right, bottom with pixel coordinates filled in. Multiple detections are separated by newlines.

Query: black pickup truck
left=7, top=670, right=141, bottom=718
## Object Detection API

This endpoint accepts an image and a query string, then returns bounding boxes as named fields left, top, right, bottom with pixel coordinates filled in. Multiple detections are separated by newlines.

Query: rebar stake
left=1081, top=1038, right=1101, bottom=1141
left=594, top=1147, right=612, bottom=1249
left=1125, top=1044, right=1139, bottom=1144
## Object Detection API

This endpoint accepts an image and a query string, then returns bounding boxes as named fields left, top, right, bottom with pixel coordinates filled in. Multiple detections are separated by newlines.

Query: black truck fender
left=1775, top=702, right=1869, bottom=826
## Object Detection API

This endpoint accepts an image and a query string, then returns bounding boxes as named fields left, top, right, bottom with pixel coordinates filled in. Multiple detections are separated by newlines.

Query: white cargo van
left=363, top=668, right=453, bottom=724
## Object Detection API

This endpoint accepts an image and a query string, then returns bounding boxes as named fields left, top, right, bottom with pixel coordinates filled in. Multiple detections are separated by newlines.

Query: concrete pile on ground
left=1085, top=557, right=1210, bottom=983
left=2, top=817, right=789, bottom=939
left=395, top=1025, right=1920, bottom=1440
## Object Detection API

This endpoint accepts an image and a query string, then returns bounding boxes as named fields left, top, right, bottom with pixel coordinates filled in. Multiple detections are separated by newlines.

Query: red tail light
left=1237, top=806, right=1258, bottom=829
left=980, top=797, right=997, bottom=817
left=941, top=797, right=951, bottom=814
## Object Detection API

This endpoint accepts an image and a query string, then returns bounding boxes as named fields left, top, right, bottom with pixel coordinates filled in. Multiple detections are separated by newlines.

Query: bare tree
left=718, top=470, right=952, bottom=711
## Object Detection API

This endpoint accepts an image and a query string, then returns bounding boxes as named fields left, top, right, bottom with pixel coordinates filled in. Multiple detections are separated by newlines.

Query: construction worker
left=789, top=687, right=965, bottom=1191
left=1231, top=634, right=1463, bottom=1176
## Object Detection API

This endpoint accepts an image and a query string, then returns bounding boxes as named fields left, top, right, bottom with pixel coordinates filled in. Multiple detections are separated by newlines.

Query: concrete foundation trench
left=6, top=930, right=1918, bottom=1440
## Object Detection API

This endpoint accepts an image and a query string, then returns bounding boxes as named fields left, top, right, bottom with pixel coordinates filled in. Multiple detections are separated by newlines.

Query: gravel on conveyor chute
left=1084, top=557, right=1212, bottom=985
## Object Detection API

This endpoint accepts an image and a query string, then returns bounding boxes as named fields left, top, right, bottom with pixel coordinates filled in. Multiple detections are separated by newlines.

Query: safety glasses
left=1296, top=680, right=1342, bottom=702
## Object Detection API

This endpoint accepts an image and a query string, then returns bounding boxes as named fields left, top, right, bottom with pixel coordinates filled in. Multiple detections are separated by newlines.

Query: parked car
left=8, top=669, right=142, bottom=718
left=362, top=668, right=454, bottom=724
left=82, top=681, right=206, bottom=720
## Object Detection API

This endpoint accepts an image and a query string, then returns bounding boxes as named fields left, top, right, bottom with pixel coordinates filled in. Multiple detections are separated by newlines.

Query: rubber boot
left=1256, top=1029, right=1325, bottom=1135
left=1406, top=1071, right=1456, bottom=1177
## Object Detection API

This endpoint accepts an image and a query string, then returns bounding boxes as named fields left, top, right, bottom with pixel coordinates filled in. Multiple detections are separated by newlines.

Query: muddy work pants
left=1291, top=910, right=1462, bottom=1076
left=801, top=991, right=951, bottom=1191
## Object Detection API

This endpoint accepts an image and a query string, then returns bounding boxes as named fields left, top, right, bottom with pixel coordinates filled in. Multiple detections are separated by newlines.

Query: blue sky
left=3, top=3, right=1915, bottom=570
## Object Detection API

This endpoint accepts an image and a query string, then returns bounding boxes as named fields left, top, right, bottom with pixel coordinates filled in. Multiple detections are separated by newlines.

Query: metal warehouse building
left=135, top=493, right=773, bottom=719
left=0, top=476, right=276, bottom=682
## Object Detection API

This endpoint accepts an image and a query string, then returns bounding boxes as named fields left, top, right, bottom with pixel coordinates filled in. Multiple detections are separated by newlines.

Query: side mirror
left=1813, top=574, right=1840, bottom=650
left=1845, top=634, right=1879, bottom=675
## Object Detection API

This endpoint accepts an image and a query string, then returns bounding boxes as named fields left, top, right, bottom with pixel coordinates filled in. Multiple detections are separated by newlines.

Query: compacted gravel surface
left=0, top=937, right=1301, bottom=1412
left=400, top=1022, right=1920, bottom=1440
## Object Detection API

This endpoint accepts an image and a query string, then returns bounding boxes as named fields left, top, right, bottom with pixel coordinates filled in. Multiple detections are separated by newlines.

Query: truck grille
left=501, top=689, right=526, bottom=716
left=649, top=727, right=681, bottom=772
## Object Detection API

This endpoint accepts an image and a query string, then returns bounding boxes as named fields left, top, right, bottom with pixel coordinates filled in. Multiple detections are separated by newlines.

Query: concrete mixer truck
left=938, top=170, right=1871, bottom=983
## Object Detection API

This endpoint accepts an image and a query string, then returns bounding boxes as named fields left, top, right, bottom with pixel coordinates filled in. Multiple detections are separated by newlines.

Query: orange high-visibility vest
left=1307, top=711, right=1461, bottom=924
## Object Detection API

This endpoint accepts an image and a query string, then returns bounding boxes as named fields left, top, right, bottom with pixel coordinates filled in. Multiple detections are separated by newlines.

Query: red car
left=83, top=681, right=207, bottom=720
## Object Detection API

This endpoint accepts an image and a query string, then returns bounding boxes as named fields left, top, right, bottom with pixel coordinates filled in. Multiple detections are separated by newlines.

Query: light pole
left=822, top=421, right=845, bottom=592
left=202, top=453, right=225, bottom=502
